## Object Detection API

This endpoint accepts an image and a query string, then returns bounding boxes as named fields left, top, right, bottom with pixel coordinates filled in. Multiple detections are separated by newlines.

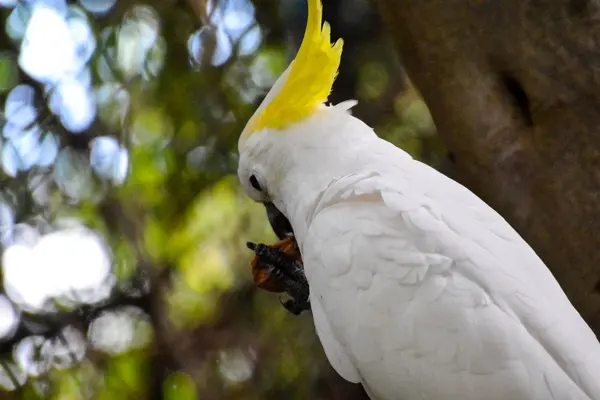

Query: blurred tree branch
left=0, top=289, right=151, bottom=357
left=375, top=0, right=600, bottom=333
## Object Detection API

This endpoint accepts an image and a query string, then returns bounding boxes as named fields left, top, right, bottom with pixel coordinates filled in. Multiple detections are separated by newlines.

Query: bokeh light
left=0, top=296, right=18, bottom=339
left=2, top=226, right=112, bottom=311
left=80, top=0, right=116, bottom=15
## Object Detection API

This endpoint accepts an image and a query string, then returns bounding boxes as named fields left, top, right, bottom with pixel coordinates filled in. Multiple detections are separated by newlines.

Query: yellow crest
left=242, top=0, right=343, bottom=139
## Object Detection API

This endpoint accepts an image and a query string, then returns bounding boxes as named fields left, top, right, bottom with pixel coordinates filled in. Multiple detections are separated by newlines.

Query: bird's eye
left=249, top=175, right=262, bottom=191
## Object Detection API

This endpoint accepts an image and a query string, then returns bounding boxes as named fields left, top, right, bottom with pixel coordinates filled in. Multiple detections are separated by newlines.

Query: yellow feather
left=244, top=0, right=343, bottom=136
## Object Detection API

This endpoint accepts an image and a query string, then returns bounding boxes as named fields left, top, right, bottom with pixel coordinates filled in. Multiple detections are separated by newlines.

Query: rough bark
left=374, top=0, right=600, bottom=332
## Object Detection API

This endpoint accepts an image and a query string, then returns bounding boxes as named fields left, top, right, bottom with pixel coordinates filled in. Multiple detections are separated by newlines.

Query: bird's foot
left=247, top=241, right=310, bottom=315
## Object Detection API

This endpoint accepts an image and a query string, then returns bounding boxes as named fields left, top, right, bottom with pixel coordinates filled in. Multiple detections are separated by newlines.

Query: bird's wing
left=311, top=293, right=361, bottom=383
left=302, top=145, right=600, bottom=400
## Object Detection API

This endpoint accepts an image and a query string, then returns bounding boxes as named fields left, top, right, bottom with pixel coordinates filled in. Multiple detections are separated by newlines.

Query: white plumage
left=238, top=105, right=600, bottom=399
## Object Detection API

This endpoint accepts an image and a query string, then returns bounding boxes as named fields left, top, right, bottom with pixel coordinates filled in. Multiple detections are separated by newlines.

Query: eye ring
left=249, top=175, right=262, bottom=191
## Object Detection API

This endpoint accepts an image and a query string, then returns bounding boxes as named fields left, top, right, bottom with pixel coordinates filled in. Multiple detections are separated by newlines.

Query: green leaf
left=163, top=372, right=197, bottom=400
left=0, top=53, right=18, bottom=93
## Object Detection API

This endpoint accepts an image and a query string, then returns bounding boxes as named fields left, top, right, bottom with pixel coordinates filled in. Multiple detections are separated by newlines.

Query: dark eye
left=249, top=175, right=262, bottom=191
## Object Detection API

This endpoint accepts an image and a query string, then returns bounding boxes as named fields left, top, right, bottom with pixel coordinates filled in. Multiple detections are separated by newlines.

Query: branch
left=0, top=289, right=151, bottom=357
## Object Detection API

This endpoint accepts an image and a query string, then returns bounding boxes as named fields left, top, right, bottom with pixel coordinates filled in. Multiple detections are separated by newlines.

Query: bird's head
left=237, top=0, right=372, bottom=241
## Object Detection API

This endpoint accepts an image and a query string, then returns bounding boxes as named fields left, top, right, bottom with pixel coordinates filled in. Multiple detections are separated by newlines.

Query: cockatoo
left=237, top=0, right=600, bottom=398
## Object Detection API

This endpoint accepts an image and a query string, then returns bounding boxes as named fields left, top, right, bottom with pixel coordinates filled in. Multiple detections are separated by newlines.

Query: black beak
left=264, top=202, right=294, bottom=240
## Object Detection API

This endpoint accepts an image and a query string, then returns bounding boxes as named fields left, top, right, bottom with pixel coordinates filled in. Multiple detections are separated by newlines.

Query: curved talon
left=280, top=297, right=302, bottom=316
left=278, top=296, right=289, bottom=308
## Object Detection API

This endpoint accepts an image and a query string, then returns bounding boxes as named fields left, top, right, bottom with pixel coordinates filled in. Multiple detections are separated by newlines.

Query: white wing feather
left=301, top=139, right=600, bottom=400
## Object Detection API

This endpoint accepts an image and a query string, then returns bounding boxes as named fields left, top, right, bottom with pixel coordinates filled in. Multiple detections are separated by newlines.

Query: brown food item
left=250, top=237, right=303, bottom=293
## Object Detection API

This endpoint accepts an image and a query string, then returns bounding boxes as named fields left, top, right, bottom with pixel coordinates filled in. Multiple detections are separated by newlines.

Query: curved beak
left=264, top=202, right=294, bottom=240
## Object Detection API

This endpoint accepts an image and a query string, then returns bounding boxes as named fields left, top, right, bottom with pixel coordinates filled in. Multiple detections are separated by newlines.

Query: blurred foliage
left=0, top=0, right=444, bottom=399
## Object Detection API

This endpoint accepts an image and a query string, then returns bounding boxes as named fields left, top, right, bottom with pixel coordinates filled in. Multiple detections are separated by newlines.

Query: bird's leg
left=247, top=242, right=311, bottom=314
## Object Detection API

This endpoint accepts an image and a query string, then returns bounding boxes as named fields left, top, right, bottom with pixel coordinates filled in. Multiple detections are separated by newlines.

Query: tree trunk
left=374, top=0, right=600, bottom=333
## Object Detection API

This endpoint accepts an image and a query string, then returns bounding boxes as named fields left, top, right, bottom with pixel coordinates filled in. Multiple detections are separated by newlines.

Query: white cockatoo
left=237, top=0, right=600, bottom=398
